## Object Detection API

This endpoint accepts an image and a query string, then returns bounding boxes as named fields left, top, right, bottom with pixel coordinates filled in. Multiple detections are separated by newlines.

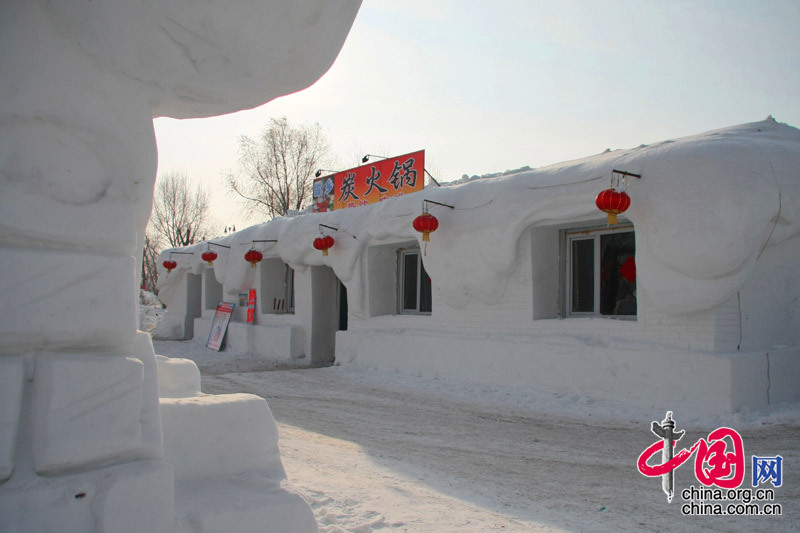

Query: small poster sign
left=206, top=301, right=234, bottom=351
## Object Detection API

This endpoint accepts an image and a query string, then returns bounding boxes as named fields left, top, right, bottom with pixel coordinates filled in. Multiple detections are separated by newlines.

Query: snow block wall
left=0, top=1, right=361, bottom=531
left=159, top=118, right=800, bottom=415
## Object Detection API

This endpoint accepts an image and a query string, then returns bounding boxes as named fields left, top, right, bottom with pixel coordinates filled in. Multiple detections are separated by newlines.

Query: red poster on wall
left=246, top=289, right=256, bottom=324
left=324, top=150, right=424, bottom=211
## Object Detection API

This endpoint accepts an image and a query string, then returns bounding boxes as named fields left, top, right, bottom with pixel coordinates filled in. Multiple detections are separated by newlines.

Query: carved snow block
left=155, top=355, right=201, bottom=398
left=0, top=249, right=136, bottom=352
left=0, top=459, right=174, bottom=533
left=31, top=353, right=152, bottom=474
left=160, top=393, right=285, bottom=483
left=174, top=480, right=317, bottom=533
left=93, top=460, right=176, bottom=533
left=0, top=356, right=24, bottom=481
left=132, top=331, right=165, bottom=458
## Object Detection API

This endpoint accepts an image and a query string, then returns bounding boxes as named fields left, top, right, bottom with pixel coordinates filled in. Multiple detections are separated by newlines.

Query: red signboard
left=246, top=289, right=256, bottom=324
left=314, top=150, right=425, bottom=211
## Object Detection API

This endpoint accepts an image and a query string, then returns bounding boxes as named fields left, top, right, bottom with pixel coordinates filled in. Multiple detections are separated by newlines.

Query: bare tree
left=150, top=171, right=212, bottom=247
left=140, top=231, right=161, bottom=294
left=226, top=117, right=330, bottom=219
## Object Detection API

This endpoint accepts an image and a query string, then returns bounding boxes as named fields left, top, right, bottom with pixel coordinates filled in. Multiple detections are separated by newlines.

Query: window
left=566, top=225, right=636, bottom=317
left=399, top=249, right=432, bottom=314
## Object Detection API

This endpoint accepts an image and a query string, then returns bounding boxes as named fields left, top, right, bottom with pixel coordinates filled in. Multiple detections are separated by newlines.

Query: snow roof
left=159, top=117, right=800, bottom=317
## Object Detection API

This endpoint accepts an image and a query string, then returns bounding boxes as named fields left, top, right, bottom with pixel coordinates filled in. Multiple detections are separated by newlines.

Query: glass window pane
left=419, top=258, right=432, bottom=313
left=600, top=231, right=636, bottom=316
left=571, top=239, right=594, bottom=313
left=403, top=252, right=418, bottom=311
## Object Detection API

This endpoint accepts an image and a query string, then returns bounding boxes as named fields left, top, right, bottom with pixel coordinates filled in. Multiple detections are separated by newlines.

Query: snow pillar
left=0, top=0, right=359, bottom=530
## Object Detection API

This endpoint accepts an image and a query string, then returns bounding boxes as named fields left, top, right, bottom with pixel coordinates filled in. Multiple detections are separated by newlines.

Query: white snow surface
left=153, top=336, right=800, bottom=532
left=159, top=117, right=800, bottom=317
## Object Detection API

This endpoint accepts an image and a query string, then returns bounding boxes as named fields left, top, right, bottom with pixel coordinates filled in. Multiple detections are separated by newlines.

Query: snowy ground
left=152, top=338, right=799, bottom=532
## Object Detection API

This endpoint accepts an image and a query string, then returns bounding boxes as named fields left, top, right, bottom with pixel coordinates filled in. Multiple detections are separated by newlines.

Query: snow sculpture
left=0, top=1, right=360, bottom=530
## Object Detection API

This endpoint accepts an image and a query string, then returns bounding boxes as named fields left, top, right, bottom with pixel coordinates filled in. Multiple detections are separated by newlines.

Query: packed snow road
left=154, top=340, right=799, bottom=533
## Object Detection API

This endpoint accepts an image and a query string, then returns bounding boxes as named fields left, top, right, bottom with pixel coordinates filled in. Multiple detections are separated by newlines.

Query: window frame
left=398, top=248, right=432, bottom=315
left=564, top=223, right=636, bottom=319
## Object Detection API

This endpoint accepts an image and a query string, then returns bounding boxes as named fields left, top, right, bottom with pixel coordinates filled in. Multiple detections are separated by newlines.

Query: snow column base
left=31, top=350, right=163, bottom=474
left=0, top=460, right=175, bottom=533
left=173, top=479, right=318, bottom=533
left=0, top=356, right=24, bottom=482
left=160, top=393, right=317, bottom=533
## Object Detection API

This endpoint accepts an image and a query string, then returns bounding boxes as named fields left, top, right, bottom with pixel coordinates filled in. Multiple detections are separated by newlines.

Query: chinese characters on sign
left=312, top=175, right=335, bottom=212
left=312, top=150, right=425, bottom=211
left=246, top=289, right=257, bottom=324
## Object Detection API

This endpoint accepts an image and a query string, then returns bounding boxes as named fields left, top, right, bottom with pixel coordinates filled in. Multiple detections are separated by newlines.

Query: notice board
left=206, top=301, right=234, bottom=351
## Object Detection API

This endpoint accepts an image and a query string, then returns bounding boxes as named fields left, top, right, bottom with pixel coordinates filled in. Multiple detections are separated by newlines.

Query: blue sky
left=154, top=0, right=800, bottom=229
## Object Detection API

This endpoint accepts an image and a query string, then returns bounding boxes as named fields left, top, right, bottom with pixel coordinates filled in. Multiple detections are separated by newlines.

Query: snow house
left=156, top=117, right=800, bottom=415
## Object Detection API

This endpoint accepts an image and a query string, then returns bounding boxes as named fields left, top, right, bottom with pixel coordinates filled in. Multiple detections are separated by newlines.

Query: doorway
left=310, top=266, right=347, bottom=365
left=339, top=281, right=348, bottom=331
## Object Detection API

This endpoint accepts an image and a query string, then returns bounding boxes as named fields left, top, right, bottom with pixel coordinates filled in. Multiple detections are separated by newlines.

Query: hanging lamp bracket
left=168, top=251, right=194, bottom=259
left=318, top=224, right=339, bottom=233
left=423, top=199, right=455, bottom=211
left=612, top=169, right=641, bottom=179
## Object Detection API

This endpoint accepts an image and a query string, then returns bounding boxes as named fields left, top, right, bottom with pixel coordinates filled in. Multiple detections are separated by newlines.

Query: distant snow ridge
left=451, top=165, right=535, bottom=185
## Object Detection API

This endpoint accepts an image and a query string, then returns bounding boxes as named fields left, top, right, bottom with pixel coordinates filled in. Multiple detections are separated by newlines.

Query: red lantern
left=201, top=250, right=217, bottom=266
left=244, top=249, right=263, bottom=268
left=313, top=235, right=335, bottom=256
left=595, top=188, right=631, bottom=225
left=413, top=212, right=439, bottom=242
left=162, top=260, right=177, bottom=273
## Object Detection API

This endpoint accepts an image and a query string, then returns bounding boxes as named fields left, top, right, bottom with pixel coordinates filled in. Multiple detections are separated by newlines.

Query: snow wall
left=158, top=117, right=800, bottom=414
left=0, top=1, right=361, bottom=531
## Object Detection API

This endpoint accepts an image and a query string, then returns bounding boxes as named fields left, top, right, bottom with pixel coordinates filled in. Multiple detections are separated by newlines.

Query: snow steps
left=158, top=366, right=316, bottom=532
